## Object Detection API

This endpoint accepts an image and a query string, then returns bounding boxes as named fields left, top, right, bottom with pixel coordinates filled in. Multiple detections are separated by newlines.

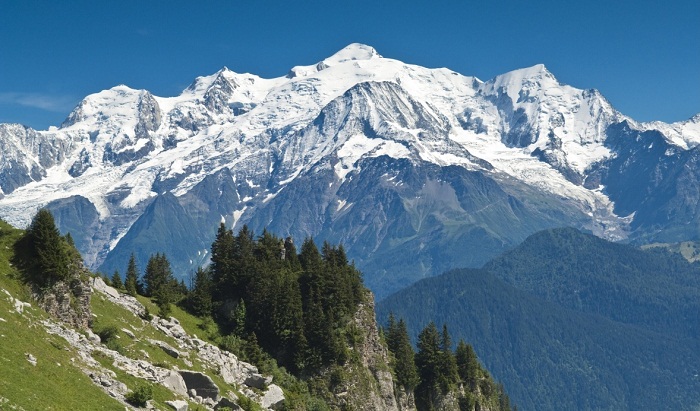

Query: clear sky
left=1, top=0, right=698, bottom=129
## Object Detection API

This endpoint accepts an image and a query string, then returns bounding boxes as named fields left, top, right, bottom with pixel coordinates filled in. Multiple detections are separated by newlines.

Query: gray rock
left=244, top=373, right=271, bottom=389
left=261, top=384, right=285, bottom=410
left=179, top=370, right=219, bottom=400
left=25, top=353, right=37, bottom=366
left=91, top=277, right=120, bottom=299
left=215, top=397, right=241, bottom=410
left=165, top=399, right=189, bottom=411
left=161, top=370, right=188, bottom=396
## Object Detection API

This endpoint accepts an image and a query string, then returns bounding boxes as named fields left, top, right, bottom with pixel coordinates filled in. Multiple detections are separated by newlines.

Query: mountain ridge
left=1, top=43, right=698, bottom=296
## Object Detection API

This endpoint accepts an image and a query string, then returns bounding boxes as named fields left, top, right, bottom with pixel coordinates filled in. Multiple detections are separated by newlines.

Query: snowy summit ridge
left=0, top=43, right=698, bottom=295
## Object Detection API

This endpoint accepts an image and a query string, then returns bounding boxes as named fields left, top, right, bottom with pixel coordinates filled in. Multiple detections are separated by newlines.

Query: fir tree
left=386, top=316, right=419, bottom=391
left=210, top=223, right=235, bottom=300
left=14, top=209, right=74, bottom=288
left=124, top=253, right=141, bottom=297
left=111, top=270, right=124, bottom=290
left=415, top=321, right=442, bottom=410
left=188, top=267, right=213, bottom=317
left=143, top=253, right=178, bottom=316
left=456, top=340, right=480, bottom=389
left=439, top=324, right=459, bottom=391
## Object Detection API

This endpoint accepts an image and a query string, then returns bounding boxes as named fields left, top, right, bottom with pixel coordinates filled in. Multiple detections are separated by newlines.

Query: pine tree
left=439, top=324, right=459, bottom=391
left=415, top=322, right=442, bottom=410
left=14, top=209, right=73, bottom=287
left=455, top=340, right=480, bottom=389
left=143, top=253, right=178, bottom=316
left=210, top=223, right=235, bottom=300
left=387, top=316, right=419, bottom=392
left=111, top=270, right=124, bottom=290
left=188, top=267, right=212, bottom=317
left=124, top=253, right=141, bottom=297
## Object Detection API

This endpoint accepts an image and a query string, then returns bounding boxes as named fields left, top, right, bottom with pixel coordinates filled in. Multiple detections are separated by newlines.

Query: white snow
left=0, top=43, right=696, bottom=266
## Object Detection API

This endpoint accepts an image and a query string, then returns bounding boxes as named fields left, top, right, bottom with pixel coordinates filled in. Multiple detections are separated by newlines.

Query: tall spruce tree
left=439, top=324, right=459, bottom=391
left=188, top=266, right=213, bottom=317
left=111, top=270, right=124, bottom=290
left=124, top=253, right=141, bottom=297
left=14, top=208, right=74, bottom=288
left=386, top=316, right=420, bottom=392
left=455, top=340, right=480, bottom=389
left=143, top=253, right=179, bottom=317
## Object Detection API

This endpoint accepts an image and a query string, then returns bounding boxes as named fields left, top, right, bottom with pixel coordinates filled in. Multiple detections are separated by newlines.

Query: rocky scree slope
left=1, top=44, right=699, bottom=296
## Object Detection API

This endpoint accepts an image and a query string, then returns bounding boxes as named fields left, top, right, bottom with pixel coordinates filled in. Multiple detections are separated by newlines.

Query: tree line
left=110, top=223, right=365, bottom=377
left=385, top=315, right=512, bottom=411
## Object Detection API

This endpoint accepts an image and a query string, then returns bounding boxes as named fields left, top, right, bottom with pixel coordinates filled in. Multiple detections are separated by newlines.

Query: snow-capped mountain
left=1, top=44, right=698, bottom=297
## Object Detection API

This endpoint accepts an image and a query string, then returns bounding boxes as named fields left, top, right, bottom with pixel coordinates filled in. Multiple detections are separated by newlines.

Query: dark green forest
left=377, top=228, right=700, bottom=411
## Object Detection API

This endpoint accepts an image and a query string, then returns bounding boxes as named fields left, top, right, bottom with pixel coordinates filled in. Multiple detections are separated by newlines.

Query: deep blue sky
left=1, top=0, right=698, bottom=129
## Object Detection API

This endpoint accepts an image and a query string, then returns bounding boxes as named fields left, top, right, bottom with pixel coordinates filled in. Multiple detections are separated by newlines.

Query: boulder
left=165, top=400, right=189, bottom=411
left=179, top=370, right=219, bottom=400
left=214, top=397, right=241, bottom=410
left=161, top=370, right=188, bottom=396
left=91, top=277, right=120, bottom=299
left=244, top=373, right=272, bottom=389
left=261, top=384, right=285, bottom=410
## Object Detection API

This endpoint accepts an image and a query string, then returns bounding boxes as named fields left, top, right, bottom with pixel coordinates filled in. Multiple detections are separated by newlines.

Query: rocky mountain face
left=0, top=43, right=698, bottom=297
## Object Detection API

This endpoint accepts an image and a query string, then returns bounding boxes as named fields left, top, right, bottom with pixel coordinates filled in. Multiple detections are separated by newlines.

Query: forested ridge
left=7, top=208, right=513, bottom=410
left=377, top=228, right=700, bottom=411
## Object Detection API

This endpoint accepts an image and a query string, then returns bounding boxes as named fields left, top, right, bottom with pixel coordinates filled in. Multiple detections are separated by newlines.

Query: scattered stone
left=121, top=328, right=135, bottom=339
left=0, top=317, right=6, bottom=322
left=154, top=340, right=180, bottom=358
left=215, top=397, right=241, bottom=410
left=25, top=353, right=37, bottom=366
left=261, top=384, right=285, bottom=410
left=86, top=329, right=101, bottom=343
left=179, top=370, right=219, bottom=400
left=161, top=370, right=187, bottom=396
left=244, top=373, right=272, bottom=389
left=165, top=399, right=189, bottom=411
left=91, top=277, right=120, bottom=299
left=14, top=298, right=31, bottom=314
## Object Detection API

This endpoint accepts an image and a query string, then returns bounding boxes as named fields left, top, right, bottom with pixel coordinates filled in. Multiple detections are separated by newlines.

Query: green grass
left=0, top=221, right=124, bottom=410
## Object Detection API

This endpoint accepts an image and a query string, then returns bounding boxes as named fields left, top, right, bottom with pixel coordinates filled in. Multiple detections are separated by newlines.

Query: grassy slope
left=0, top=219, right=237, bottom=410
left=0, top=220, right=124, bottom=410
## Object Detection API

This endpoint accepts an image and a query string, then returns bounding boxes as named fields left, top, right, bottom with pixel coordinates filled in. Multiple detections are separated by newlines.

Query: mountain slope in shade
left=483, top=227, right=700, bottom=339
left=0, top=44, right=699, bottom=296
left=376, top=267, right=700, bottom=411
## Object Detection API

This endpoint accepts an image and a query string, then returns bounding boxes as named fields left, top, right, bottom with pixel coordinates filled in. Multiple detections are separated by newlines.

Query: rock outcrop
left=77, top=277, right=283, bottom=410
left=36, top=269, right=92, bottom=330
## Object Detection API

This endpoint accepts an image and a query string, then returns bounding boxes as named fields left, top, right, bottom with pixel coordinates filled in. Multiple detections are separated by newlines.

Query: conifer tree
left=415, top=321, right=442, bottom=409
left=456, top=340, right=480, bottom=389
left=111, top=270, right=124, bottom=290
left=188, top=266, right=213, bottom=317
left=14, top=208, right=74, bottom=287
left=124, top=253, right=141, bottom=297
left=143, top=253, right=178, bottom=316
left=210, top=223, right=235, bottom=299
left=439, top=324, right=459, bottom=391
left=387, top=316, right=419, bottom=392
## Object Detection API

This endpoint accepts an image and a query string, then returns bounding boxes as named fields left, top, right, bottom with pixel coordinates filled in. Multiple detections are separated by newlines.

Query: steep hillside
left=377, top=267, right=700, bottom=411
left=0, top=217, right=290, bottom=410
left=1, top=44, right=699, bottom=297
left=483, top=227, right=700, bottom=339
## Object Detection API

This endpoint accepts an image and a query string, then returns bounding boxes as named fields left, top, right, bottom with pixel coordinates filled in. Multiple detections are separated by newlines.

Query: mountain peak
left=324, top=43, right=381, bottom=65
left=495, top=63, right=557, bottom=84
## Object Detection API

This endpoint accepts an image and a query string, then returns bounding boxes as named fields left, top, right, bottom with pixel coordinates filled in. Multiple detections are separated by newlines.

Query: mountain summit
left=0, top=44, right=698, bottom=296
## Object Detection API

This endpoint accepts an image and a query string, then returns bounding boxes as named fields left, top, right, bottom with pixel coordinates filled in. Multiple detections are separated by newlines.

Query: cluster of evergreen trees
left=190, top=224, right=365, bottom=376
left=385, top=316, right=512, bottom=411
left=110, top=253, right=187, bottom=317
left=13, top=209, right=82, bottom=288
